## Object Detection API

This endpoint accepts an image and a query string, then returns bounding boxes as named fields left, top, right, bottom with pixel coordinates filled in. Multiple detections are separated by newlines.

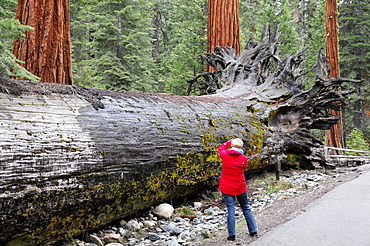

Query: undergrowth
left=251, top=172, right=295, bottom=195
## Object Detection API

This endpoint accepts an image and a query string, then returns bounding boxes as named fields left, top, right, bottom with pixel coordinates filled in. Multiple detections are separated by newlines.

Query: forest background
left=0, top=0, right=369, bottom=151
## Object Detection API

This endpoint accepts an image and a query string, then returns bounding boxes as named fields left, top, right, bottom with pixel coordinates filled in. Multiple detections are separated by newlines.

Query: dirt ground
left=195, top=167, right=363, bottom=246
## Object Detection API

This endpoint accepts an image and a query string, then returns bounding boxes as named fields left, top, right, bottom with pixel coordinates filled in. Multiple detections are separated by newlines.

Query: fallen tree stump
left=0, top=24, right=360, bottom=245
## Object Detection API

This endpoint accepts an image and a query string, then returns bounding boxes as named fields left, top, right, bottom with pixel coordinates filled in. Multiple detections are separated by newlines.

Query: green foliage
left=0, top=0, right=40, bottom=81
left=165, top=0, right=207, bottom=95
left=299, top=0, right=325, bottom=89
left=240, top=0, right=301, bottom=55
left=70, top=0, right=156, bottom=91
left=339, top=1, right=370, bottom=144
left=152, top=0, right=207, bottom=95
left=339, top=1, right=370, bottom=83
left=0, top=0, right=18, bottom=19
left=346, top=128, right=369, bottom=155
left=240, top=0, right=326, bottom=92
left=70, top=0, right=207, bottom=95
left=253, top=173, right=294, bottom=195
left=175, top=207, right=195, bottom=217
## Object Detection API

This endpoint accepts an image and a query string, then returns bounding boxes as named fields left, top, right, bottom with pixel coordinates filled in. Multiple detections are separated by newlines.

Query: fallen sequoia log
left=0, top=24, right=360, bottom=245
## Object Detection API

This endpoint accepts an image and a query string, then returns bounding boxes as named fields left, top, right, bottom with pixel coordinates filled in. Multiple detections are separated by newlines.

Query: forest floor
left=194, top=166, right=364, bottom=246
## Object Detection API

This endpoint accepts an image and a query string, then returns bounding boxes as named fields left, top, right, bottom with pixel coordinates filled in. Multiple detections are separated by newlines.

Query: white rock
left=193, top=202, right=202, bottom=208
left=126, top=219, right=143, bottom=230
left=143, top=220, right=156, bottom=227
left=88, top=234, right=104, bottom=246
left=118, top=228, right=127, bottom=236
left=167, top=238, right=179, bottom=246
left=103, top=233, right=122, bottom=243
left=153, top=203, right=174, bottom=219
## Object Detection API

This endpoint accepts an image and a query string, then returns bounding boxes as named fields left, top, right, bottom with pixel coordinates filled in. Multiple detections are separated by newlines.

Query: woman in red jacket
left=218, top=138, right=258, bottom=241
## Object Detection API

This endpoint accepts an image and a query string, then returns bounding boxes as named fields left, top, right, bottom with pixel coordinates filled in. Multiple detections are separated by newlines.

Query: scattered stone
left=142, top=220, right=156, bottom=227
left=118, top=228, right=127, bottom=236
left=146, top=232, right=161, bottom=241
left=103, top=233, right=122, bottom=243
left=193, top=202, right=202, bottom=209
left=167, top=238, right=179, bottom=246
left=160, top=222, right=182, bottom=235
left=126, top=219, right=143, bottom=231
left=153, top=203, right=175, bottom=219
left=120, top=220, right=127, bottom=227
left=88, top=234, right=104, bottom=246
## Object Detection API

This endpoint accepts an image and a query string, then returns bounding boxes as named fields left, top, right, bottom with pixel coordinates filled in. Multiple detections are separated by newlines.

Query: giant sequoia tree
left=207, top=0, right=240, bottom=71
left=324, top=0, right=344, bottom=153
left=12, top=0, right=73, bottom=84
left=0, top=24, right=359, bottom=245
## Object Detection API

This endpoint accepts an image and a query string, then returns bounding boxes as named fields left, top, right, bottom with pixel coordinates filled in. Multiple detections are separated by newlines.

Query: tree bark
left=325, top=0, right=344, bottom=153
left=207, top=0, right=240, bottom=71
left=12, top=0, right=73, bottom=85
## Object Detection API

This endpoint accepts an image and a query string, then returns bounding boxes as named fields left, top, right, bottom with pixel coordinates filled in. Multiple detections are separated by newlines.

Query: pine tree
left=0, top=0, right=39, bottom=80
left=160, top=0, right=207, bottom=95
left=299, top=0, right=325, bottom=89
left=240, top=0, right=301, bottom=56
left=150, top=0, right=172, bottom=91
left=70, top=0, right=156, bottom=92
left=346, top=128, right=370, bottom=154
left=339, top=0, right=370, bottom=142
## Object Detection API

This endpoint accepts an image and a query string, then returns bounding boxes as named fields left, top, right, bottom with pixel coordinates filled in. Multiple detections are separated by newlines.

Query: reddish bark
left=207, top=0, right=240, bottom=71
left=12, top=0, right=73, bottom=85
left=325, top=0, right=344, bottom=152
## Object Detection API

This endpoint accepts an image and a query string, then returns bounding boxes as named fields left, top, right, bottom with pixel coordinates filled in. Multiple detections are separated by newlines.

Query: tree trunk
left=12, top=0, right=73, bottom=85
left=207, top=0, right=240, bottom=71
left=0, top=78, right=263, bottom=245
left=0, top=24, right=359, bottom=245
left=325, top=0, right=344, bottom=153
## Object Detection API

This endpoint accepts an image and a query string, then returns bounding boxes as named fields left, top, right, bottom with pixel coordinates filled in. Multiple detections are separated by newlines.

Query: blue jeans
left=223, top=192, right=257, bottom=236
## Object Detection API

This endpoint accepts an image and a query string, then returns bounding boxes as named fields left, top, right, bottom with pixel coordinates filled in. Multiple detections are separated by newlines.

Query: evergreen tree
left=0, top=0, right=39, bottom=80
left=299, top=0, right=325, bottom=89
left=149, top=0, right=173, bottom=92
left=240, top=0, right=301, bottom=55
left=239, top=0, right=259, bottom=43
left=339, top=1, right=370, bottom=142
left=160, top=0, right=208, bottom=95
left=70, top=0, right=156, bottom=92
left=240, top=0, right=326, bottom=89
left=346, top=128, right=370, bottom=154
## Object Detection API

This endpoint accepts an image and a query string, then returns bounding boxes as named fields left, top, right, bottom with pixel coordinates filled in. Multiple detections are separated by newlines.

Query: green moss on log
left=6, top=150, right=221, bottom=246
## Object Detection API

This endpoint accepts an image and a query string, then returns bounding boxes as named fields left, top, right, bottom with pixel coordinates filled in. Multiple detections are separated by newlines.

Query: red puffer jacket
left=218, top=140, right=248, bottom=195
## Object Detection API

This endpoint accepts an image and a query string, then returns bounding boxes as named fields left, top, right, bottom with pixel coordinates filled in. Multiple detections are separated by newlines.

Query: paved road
left=249, top=164, right=370, bottom=246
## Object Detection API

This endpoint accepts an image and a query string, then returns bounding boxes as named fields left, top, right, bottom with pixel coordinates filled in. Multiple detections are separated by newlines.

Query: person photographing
left=218, top=138, right=258, bottom=241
